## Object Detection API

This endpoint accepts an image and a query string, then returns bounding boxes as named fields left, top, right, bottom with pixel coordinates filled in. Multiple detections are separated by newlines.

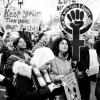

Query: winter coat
left=49, top=57, right=72, bottom=100
left=0, top=45, right=11, bottom=74
left=4, top=49, right=31, bottom=100
left=4, top=49, right=31, bottom=78
left=76, top=47, right=91, bottom=100
left=12, top=61, right=53, bottom=100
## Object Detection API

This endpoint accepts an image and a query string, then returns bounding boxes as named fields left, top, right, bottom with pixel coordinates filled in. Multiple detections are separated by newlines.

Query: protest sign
left=4, top=6, right=41, bottom=32
left=57, top=0, right=78, bottom=12
left=61, top=72, right=81, bottom=100
left=47, top=13, right=62, bottom=30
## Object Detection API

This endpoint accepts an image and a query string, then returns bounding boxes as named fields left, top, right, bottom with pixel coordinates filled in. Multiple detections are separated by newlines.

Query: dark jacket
left=12, top=61, right=52, bottom=100
left=0, top=45, right=11, bottom=74
left=77, top=46, right=90, bottom=72
left=4, top=49, right=32, bottom=78
left=4, top=49, right=32, bottom=100
left=76, top=46, right=90, bottom=100
left=95, top=40, right=100, bottom=100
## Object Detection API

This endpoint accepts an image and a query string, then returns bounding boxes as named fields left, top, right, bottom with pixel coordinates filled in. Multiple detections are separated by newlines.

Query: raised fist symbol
left=60, top=3, right=93, bottom=61
left=67, top=9, right=84, bottom=29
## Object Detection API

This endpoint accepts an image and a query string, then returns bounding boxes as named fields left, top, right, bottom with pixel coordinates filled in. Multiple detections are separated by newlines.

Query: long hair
left=13, top=37, right=21, bottom=48
left=52, top=37, right=72, bottom=60
left=18, top=30, right=32, bottom=50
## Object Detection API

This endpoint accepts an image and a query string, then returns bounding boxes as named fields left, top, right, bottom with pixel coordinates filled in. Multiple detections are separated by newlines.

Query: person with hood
left=2, top=36, right=32, bottom=100
left=11, top=47, right=58, bottom=100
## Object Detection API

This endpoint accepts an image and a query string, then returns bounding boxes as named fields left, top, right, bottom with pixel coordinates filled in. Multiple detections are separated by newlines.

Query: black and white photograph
left=0, top=0, right=100, bottom=100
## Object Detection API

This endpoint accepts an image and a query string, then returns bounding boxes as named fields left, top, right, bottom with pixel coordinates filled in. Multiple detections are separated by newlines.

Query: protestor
left=46, top=29, right=61, bottom=49
left=75, top=31, right=98, bottom=100
left=32, top=29, right=63, bottom=53
left=0, top=30, right=14, bottom=74
left=11, top=61, right=56, bottom=100
left=4, top=36, right=32, bottom=78
left=11, top=47, right=59, bottom=100
left=19, top=30, right=33, bottom=50
left=75, top=46, right=91, bottom=100
left=3, top=36, right=32, bottom=100
left=49, top=37, right=72, bottom=100
left=32, top=32, right=49, bottom=52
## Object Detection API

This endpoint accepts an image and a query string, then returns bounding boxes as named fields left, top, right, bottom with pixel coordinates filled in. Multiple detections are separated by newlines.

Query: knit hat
left=30, top=47, right=55, bottom=69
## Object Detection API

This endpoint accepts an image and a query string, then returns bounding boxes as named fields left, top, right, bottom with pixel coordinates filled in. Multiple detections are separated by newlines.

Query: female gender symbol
left=60, top=3, right=93, bottom=61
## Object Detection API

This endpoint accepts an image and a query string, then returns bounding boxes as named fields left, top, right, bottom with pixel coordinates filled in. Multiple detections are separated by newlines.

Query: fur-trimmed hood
left=13, top=61, right=32, bottom=79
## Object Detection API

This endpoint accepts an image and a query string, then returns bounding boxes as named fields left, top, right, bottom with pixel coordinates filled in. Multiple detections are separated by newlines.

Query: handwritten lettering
left=18, top=19, right=30, bottom=24
left=81, top=5, right=91, bottom=16
left=4, top=7, right=41, bottom=32
left=4, top=9, right=41, bottom=18
left=58, top=0, right=71, bottom=4
left=6, top=24, right=18, bottom=30
left=5, top=18, right=17, bottom=23
left=20, top=24, right=39, bottom=32
left=22, top=10, right=41, bottom=18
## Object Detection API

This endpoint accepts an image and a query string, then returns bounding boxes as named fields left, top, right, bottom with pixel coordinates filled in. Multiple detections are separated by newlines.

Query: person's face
left=6, top=38, right=13, bottom=48
left=59, top=39, right=68, bottom=53
left=17, top=38, right=26, bottom=49
left=40, top=34, right=48, bottom=45
left=51, top=33, right=60, bottom=42
left=41, top=34, right=48, bottom=41
left=87, top=37, right=95, bottom=45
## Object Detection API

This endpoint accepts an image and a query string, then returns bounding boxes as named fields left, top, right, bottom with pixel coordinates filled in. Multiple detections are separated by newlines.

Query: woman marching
left=12, top=47, right=59, bottom=100
left=1, top=36, right=32, bottom=100
left=49, top=36, right=73, bottom=100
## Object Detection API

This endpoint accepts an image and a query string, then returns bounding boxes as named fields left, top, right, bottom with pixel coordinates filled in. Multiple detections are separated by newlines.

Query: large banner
left=48, top=0, right=79, bottom=31
left=61, top=72, right=81, bottom=100
left=4, top=6, right=41, bottom=32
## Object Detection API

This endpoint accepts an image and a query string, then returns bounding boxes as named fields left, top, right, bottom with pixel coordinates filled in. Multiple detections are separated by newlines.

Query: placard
left=61, top=72, right=81, bottom=100
left=4, top=6, right=41, bottom=32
